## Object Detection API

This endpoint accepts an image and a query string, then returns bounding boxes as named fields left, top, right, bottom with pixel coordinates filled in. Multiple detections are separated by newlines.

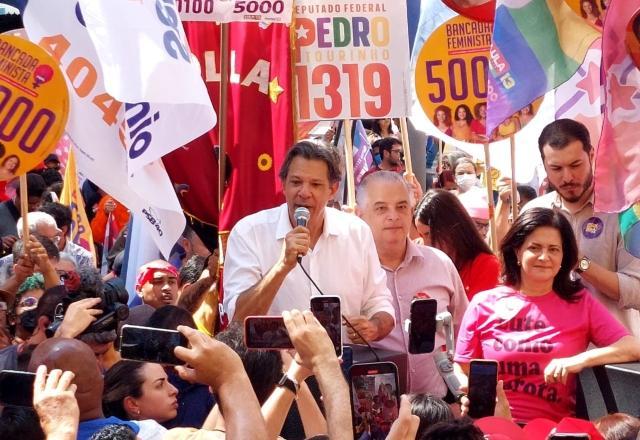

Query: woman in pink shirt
left=454, top=207, right=640, bottom=423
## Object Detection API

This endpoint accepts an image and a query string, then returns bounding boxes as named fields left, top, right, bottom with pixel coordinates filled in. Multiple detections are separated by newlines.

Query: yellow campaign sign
left=415, top=15, right=542, bottom=144
left=415, top=15, right=492, bottom=144
left=0, top=35, right=69, bottom=182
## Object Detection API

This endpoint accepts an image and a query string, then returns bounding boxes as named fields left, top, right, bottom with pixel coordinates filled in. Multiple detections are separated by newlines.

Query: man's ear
left=355, top=204, right=363, bottom=217
left=329, top=181, right=339, bottom=199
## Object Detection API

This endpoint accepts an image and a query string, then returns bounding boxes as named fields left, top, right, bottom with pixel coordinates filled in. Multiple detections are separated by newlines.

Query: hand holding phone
left=119, top=325, right=189, bottom=365
left=467, top=359, right=498, bottom=419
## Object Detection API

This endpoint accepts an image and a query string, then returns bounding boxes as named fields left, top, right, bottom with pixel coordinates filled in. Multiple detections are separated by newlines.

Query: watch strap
left=277, top=373, right=299, bottom=396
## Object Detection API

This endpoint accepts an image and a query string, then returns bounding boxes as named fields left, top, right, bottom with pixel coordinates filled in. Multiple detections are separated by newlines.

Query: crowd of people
left=0, top=117, right=639, bottom=440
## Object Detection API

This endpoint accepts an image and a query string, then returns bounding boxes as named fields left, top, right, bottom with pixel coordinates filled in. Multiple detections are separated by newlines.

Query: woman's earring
left=517, top=260, right=521, bottom=266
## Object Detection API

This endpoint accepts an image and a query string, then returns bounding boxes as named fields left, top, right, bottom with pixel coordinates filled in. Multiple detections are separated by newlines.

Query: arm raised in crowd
left=260, top=351, right=328, bottom=440
left=178, top=250, right=219, bottom=315
left=174, top=325, right=269, bottom=440
left=283, top=309, right=352, bottom=440
left=32, top=365, right=79, bottom=440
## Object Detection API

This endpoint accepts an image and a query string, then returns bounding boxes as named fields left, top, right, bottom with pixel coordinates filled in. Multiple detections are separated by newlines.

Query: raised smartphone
left=244, top=316, right=294, bottom=350
left=467, top=359, right=498, bottom=419
left=349, top=362, right=400, bottom=438
left=408, top=298, right=438, bottom=354
left=0, top=370, right=36, bottom=407
left=310, top=295, right=342, bottom=356
left=119, top=324, right=188, bottom=365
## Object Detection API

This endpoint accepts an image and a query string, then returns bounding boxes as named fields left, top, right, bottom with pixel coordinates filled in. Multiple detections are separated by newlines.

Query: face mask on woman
left=456, top=174, right=478, bottom=192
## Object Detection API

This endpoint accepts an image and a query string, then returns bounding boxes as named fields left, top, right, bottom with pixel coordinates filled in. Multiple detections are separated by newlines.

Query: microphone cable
left=297, top=260, right=380, bottom=362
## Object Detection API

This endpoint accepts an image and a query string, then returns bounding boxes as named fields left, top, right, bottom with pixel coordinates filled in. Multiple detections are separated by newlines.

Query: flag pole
left=399, top=117, right=414, bottom=179
left=510, top=134, right=518, bottom=220
left=289, top=11, right=300, bottom=143
left=19, top=174, right=29, bottom=243
left=343, top=119, right=356, bottom=210
left=483, top=142, right=498, bottom=252
left=218, top=23, right=230, bottom=213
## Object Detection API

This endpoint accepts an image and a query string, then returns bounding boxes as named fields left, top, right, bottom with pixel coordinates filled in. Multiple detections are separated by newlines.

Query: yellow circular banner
left=0, top=35, right=69, bottom=182
left=415, top=15, right=492, bottom=144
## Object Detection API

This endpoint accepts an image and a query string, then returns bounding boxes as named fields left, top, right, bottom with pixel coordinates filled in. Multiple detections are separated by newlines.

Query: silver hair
left=356, top=171, right=413, bottom=208
left=58, top=252, right=77, bottom=269
left=16, top=212, right=58, bottom=238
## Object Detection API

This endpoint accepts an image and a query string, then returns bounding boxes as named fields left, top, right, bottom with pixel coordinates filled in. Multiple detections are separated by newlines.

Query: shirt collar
left=275, top=204, right=339, bottom=240
left=384, top=239, right=423, bottom=272
left=551, top=190, right=594, bottom=215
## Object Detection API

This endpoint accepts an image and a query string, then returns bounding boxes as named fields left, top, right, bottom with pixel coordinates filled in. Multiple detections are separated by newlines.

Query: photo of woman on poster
left=433, top=105, right=453, bottom=136
left=581, top=0, right=603, bottom=28
left=471, top=102, right=487, bottom=142
left=0, top=155, right=19, bottom=181
left=452, top=104, right=474, bottom=142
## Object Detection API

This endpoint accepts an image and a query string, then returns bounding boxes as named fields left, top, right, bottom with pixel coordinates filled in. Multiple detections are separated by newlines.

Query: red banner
left=164, top=21, right=293, bottom=232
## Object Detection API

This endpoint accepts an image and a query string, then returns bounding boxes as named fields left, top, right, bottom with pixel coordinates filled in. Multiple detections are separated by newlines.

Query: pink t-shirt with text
left=454, top=286, right=629, bottom=423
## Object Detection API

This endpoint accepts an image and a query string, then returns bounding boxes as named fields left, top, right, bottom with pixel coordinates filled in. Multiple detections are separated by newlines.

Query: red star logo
left=576, top=62, right=601, bottom=105
left=609, top=74, right=639, bottom=112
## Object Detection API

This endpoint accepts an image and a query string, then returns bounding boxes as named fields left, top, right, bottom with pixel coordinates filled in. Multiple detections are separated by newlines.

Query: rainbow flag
left=486, top=0, right=600, bottom=134
left=620, top=203, right=640, bottom=258
left=594, top=0, right=640, bottom=214
left=60, top=149, right=96, bottom=260
left=353, top=120, right=373, bottom=186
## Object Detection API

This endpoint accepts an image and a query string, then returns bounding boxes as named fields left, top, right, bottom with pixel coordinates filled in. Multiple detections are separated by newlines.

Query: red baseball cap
left=523, top=417, right=604, bottom=440
left=475, top=416, right=526, bottom=440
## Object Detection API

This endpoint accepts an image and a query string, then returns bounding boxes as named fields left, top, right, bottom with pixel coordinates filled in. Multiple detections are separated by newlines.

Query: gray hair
left=16, top=212, right=58, bottom=238
left=356, top=171, right=413, bottom=208
left=58, top=253, right=77, bottom=269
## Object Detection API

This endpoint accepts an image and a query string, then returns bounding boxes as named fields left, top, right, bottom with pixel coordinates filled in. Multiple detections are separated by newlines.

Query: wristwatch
left=576, top=256, right=591, bottom=273
left=277, top=373, right=299, bottom=396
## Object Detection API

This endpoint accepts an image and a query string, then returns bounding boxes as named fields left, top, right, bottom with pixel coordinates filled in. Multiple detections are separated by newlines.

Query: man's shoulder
left=327, top=207, right=372, bottom=235
left=521, top=191, right=557, bottom=211
left=411, top=242, right=455, bottom=267
left=231, top=205, right=283, bottom=232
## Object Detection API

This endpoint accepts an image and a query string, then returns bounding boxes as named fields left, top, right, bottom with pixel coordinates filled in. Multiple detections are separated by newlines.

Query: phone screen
left=310, top=296, right=342, bottom=356
left=244, top=317, right=294, bottom=350
left=119, top=325, right=188, bottom=365
left=0, top=370, right=36, bottom=407
left=408, top=298, right=438, bottom=354
left=349, top=362, right=400, bottom=439
left=468, top=360, right=498, bottom=419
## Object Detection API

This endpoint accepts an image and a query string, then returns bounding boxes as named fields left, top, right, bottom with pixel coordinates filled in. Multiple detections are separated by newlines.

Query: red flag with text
left=163, top=22, right=293, bottom=232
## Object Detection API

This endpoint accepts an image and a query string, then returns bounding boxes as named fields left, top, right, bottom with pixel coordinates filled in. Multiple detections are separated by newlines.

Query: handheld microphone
left=294, top=206, right=310, bottom=227
left=294, top=207, right=310, bottom=263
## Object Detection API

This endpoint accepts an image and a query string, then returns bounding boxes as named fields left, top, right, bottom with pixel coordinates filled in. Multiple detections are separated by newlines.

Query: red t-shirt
left=459, top=252, right=501, bottom=300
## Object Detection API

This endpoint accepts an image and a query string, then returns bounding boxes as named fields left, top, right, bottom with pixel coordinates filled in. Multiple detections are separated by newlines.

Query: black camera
left=46, top=279, right=130, bottom=337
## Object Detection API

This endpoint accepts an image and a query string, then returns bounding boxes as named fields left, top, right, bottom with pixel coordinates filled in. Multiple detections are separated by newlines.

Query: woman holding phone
left=454, top=208, right=640, bottom=423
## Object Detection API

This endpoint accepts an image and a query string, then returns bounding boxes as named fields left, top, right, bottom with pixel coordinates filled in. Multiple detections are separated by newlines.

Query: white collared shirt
left=223, top=204, right=395, bottom=323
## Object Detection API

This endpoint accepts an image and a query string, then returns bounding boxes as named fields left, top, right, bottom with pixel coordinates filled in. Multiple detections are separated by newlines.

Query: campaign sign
left=177, top=0, right=294, bottom=24
left=293, top=1, right=410, bottom=121
left=0, top=35, right=68, bottom=182
left=414, top=15, right=541, bottom=145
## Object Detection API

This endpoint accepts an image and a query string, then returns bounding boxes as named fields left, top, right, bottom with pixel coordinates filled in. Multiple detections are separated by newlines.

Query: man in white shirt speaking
left=223, top=141, right=395, bottom=343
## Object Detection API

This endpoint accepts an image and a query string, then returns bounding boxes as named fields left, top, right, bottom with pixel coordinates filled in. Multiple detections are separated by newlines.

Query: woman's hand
left=544, top=355, right=585, bottom=385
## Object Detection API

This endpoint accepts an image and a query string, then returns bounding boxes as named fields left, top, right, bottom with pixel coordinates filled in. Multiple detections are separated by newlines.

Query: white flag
left=76, top=0, right=216, bottom=172
left=24, top=0, right=186, bottom=258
